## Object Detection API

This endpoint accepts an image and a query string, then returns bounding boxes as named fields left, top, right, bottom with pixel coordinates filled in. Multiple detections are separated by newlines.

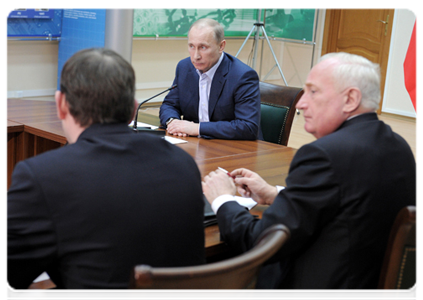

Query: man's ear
left=128, top=99, right=138, bottom=124
left=55, top=90, right=69, bottom=120
left=219, top=39, right=226, bottom=53
left=343, top=87, right=362, bottom=113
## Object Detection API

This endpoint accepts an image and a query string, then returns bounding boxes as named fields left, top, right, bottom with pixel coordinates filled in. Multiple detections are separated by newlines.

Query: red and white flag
left=403, top=21, right=416, bottom=111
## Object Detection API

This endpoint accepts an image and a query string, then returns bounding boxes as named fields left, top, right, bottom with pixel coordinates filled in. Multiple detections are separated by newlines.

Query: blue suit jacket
left=159, top=53, right=261, bottom=140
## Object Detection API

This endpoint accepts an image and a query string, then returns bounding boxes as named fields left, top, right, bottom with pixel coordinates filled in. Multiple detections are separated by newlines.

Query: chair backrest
left=259, top=82, right=303, bottom=146
left=129, top=224, right=290, bottom=289
left=378, top=206, right=416, bottom=289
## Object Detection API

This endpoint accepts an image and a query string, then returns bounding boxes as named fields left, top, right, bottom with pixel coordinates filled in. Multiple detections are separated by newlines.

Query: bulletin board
left=7, top=8, right=316, bottom=42
left=264, top=9, right=315, bottom=41
left=7, top=9, right=62, bottom=37
left=133, top=9, right=316, bottom=42
left=8, top=9, right=55, bottom=19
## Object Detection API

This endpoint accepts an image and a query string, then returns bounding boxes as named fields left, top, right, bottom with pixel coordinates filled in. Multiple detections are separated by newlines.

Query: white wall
left=6, top=9, right=416, bottom=119
left=7, top=10, right=321, bottom=103
left=7, top=40, right=59, bottom=99
left=382, top=9, right=416, bottom=118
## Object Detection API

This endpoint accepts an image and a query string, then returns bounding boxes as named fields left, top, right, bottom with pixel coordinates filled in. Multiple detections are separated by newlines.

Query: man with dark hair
left=59, top=48, right=136, bottom=127
left=159, top=18, right=261, bottom=140
left=8, top=48, right=205, bottom=289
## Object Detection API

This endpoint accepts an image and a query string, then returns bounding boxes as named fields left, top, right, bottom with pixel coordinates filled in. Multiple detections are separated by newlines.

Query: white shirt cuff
left=211, top=186, right=284, bottom=213
left=211, top=194, right=236, bottom=214
left=276, top=185, right=285, bottom=192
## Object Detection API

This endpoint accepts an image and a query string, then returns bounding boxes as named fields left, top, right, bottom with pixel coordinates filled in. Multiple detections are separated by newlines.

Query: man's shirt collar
left=196, top=52, right=225, bottom=79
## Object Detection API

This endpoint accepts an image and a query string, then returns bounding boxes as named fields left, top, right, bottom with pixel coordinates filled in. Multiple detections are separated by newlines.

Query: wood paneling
left=7, top=100, right=66, bottom=188
left=322, top=9, right=395, bottom=114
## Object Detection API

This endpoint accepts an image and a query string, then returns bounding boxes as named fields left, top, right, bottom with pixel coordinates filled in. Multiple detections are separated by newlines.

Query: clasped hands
left=202, top=168, right=279, bottom=206
left=166, top=119, right=200, bottom=137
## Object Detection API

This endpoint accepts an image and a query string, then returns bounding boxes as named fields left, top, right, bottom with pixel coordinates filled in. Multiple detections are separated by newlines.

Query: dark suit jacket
left=159, top=52, right=261, bottom=140
left=8, top=123, right=205, bottom=289
left=216, top=113, right=416, bottom=289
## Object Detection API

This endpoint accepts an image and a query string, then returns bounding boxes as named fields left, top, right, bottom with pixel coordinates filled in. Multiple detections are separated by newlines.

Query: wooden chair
left=378, top=206, right=416, bottom=289
left=259, top=82, right=304, bottom=146
left=129, top=224, right=290, bottom=289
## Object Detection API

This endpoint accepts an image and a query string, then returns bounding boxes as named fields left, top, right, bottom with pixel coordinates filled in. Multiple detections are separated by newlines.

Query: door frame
left=321, top=9, right=395, bottom=114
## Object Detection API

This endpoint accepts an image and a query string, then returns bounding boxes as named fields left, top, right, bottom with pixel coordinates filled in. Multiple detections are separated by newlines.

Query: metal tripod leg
left=260, top=26, right=288, bottom=86
left=235, top=23, right=288, bottom=86
left=235, top=24, right=258, bottom=58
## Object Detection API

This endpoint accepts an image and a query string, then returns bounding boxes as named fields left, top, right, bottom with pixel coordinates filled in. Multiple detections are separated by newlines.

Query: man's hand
left=230, top=168, right=278, bottom=205
left=202, top=170, right=236, bottom=205
left=166, top=119, right=200, bottom=137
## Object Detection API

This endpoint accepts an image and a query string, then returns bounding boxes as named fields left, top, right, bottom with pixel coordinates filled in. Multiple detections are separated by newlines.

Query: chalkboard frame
left=133, top=9, right=316, bottom=42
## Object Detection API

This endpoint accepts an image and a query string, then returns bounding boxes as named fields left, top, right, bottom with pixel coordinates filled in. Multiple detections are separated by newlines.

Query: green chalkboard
left=133, top=9, right=315, bottom=42
left=264, top=9, right=315, bottom=41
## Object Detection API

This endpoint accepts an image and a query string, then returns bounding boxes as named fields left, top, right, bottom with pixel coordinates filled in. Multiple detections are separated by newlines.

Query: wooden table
left=8, top=99, right=297, bottom=287
left=137, top=108, right=296, bottom=187
left=8, top=98, right=296, bottom=183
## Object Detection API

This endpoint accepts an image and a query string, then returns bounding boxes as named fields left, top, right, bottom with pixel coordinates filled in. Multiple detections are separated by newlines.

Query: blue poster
left=7, top=9, right=62, bottom=37
left=57, top=9, right=106, bottom=89
left=8, top=9, right=55, bottom=19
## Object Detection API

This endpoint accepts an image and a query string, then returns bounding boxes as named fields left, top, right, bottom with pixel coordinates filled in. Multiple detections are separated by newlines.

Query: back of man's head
left=320, top=52, right=381, bottom=111
left=60, top=48, right=135, bottom=127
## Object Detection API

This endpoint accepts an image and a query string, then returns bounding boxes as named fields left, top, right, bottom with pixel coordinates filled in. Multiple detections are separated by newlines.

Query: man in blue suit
left=159, top=18, right=261, bottom=140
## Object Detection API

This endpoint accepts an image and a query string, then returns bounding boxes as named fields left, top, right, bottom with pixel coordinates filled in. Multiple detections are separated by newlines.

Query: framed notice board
left=264, top=9, right=315, bottom=41
left=133, top=9, right=315, bottom=42
left=133, top=9, right=260, bottom=38
left=7, top=9, right=62, bottom=37
left=8, top=9, right=55, bottom=19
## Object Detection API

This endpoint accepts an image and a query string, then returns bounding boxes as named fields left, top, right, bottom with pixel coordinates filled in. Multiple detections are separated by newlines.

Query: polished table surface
left=7, top=99, right=297, bottom=287
left=8, top=99, right=296, bottom=185
left=7, top=120, right=24, bottom=132
left=8, top=99, right=296, bottom=252
left=8, top=99, right=67, bottom=144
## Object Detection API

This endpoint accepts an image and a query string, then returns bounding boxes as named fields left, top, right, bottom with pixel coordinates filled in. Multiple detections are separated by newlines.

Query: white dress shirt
left=196, top=53, right=225, bottom=132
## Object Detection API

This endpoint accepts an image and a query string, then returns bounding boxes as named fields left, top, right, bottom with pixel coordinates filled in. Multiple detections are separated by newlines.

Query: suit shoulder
left=225, top=53, right=255, bottom=71
left=175, top=57, right=197, bottom=78
left=307, top=117, right=413, bottom=157
left=167, top=140, right=198, bottom=164
left=142, top=135, right=198, bottom=163
left=176, top=57, right=193, bottom=69
left=224, top=53, right=258, bottom=79
left=24, top=145, right=70, bottom=165
left=11, top=146, right=72, bottom=181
